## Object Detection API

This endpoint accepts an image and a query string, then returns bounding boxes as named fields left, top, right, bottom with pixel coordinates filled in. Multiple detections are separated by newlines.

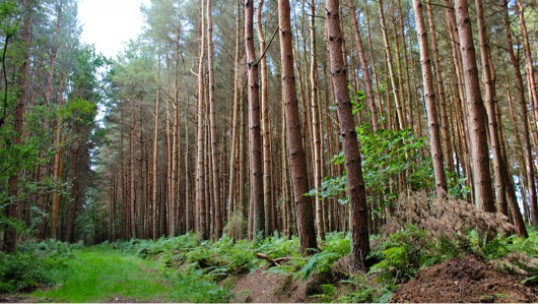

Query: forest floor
left=7, top=249, right=537, bottom=303
left=3, top=232, right=538, bottom=303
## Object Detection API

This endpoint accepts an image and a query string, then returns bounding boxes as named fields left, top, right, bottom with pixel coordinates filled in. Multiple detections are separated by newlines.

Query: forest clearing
left=1, top=0, right=538, bottom=302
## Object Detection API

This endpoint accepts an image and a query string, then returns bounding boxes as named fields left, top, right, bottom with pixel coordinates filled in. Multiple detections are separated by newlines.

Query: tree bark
left=196, top=0, right=208, bottom=239
left=453, top=0, right=495, bottom=212
left=246, top=0, right=265, bottom=237
left=426, top=1, right=453, bottom=174
left=256, top=0, right=273, bottom=235
left=515, top=0, right=538, bottom=224
left=377, top=0, right=405, bottom=130
left=412, top=0, right=447, bottom=197
left=152, top=84, right=160, bottom=240
left=348, top=0, right=378, bottom=131
left=228, top=0, right=242, bottom=221
left=325, top=0, right=370, bottom=271
left=309, top=0, right=325, bottom=241
left=207, top=0, right=222, bottom=239
left=279, top=0, right=317, bottom=254
left=502, top=0, right=536, bottom=225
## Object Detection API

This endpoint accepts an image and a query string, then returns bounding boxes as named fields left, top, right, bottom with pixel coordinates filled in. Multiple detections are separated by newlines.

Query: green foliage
left=369, top=225, right=474, bottom=285
left=114, top=233, right=259, bottom=280
left=358, top=125, right=431, bottom=196
left=0, top=0, right=19, bottom=37
left=0, top=240, right=73, bottom=294
left=370, top=226, right=427, bottom=284
left=308, top=122, right=432, bottom=208
left=468, top=227, right=538, bottom=260
left=58, top=98, right=97, bottom=126
left=310, top=283, right=337, bottom=302
left=299, top=233, right=350, bottom=279
left=447, top=171, right=471, bottom=199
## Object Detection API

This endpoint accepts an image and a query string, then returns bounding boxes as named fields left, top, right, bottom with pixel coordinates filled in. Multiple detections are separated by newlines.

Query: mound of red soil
left=391, top=255, right=538, bottom=303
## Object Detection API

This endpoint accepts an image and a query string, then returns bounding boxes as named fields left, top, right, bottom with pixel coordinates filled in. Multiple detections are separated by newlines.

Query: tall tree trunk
left=310, top=0, right=325, bottom=241
left=207, top=0, right=222, bottom=239
left=503, top=0, right=537, bottom=225
left=412, top=0, right=447, bottom=197
left=196, top=0, right=208, bottom=239
left=515, top=0, right=538, bottom=224
left=246, top=0, right=265, bottom=237
left=453, top=0, right=495, bottom=212
left=348, top=0, right=378, bottom=131
left=279, top=0, right=318, bottom=254
left=426, top=1, right=453, bottom=173
left=325, top=0, right=370, bottom=271
left=377, top=0, right=405, bottom=130
left=51, top=74, right=66, bottom=240
left=256, top=0, right=273, bottom=235
left=474, top=0, right=507, bottom=215
left=152, top=85, right=160, bottom=240
left=228, top=0, right=242, bottom=221
left=129, top=84, right=137, bottom=238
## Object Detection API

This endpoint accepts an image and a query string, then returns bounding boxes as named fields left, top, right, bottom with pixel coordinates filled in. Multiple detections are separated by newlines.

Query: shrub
left=0, top=239, right=73, bottom=294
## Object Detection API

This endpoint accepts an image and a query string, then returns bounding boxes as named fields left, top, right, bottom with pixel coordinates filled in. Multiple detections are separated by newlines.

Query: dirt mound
left=391, top=255, right=538, bottom=303
left=231, top=269, right=329, bottom=303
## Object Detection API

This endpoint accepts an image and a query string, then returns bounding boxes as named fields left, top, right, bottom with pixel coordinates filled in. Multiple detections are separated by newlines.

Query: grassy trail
left=29, top=246, right=227, bottom=303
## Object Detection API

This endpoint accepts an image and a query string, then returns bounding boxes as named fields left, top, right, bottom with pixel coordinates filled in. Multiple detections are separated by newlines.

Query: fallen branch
left=255, top=252, right=289, bottom=266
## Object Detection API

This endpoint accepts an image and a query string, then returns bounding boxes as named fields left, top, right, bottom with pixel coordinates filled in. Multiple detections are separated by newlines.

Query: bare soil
left=391, top=255, right=538, bottom=303
left=232, top=268, right=329, bottom=303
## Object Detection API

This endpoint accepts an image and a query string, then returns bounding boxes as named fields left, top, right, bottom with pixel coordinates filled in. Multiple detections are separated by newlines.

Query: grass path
left=29, top=246, right=228, bottom=302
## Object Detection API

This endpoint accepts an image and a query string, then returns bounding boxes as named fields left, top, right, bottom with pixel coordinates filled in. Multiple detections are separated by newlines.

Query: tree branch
left=255, top=26, right=278, bottom=66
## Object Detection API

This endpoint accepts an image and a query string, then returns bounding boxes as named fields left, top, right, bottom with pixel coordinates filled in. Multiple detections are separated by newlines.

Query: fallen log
left=255, top=252, right=289, bottom=266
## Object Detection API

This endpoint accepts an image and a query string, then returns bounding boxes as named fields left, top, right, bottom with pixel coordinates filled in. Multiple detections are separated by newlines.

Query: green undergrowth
left=110, top=228, right=538, bottom=303
left=29, top=246, right=227, bottom=302
left=0, top=239, right=74, bottom=294
left=6, top=226, right=536, bottom=303
left=332, top=225, right=538, bottom=303
left=112, top=232, right=352, bottom=282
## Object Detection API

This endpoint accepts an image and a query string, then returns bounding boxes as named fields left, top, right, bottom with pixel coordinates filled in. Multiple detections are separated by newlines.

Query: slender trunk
left=426, top=1, right=453, bottom=173
left=256, top=0, right=273, bottom=235
left=348, top=0, right=378, bottom=131
left=129, top=84, right=137, bottom=238
left=207, top=0, right=222, bottom=239
left=51, top=74, right=66, bottom=240
left=412, top=0, right=447, bottom=197
left=246, top=0, right=265, bottom=237
left=196, top=0, right=208, bottom=239
left=377, top=0, right=405, bottom=130
left=503, top=0, right=536, bottom=224
left=515, top=0, right=538, bottom=224
left=152, top=85, right=160, bottom=240
left=228, top=0, right=242, bottom=220
left=475, top=0, right=507, bottom=215
left=309, top=0, right=325, bottom=241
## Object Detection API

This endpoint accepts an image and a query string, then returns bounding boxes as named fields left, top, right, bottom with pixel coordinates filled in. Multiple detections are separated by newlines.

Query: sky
left=78, top=0, right=150, bottom=58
